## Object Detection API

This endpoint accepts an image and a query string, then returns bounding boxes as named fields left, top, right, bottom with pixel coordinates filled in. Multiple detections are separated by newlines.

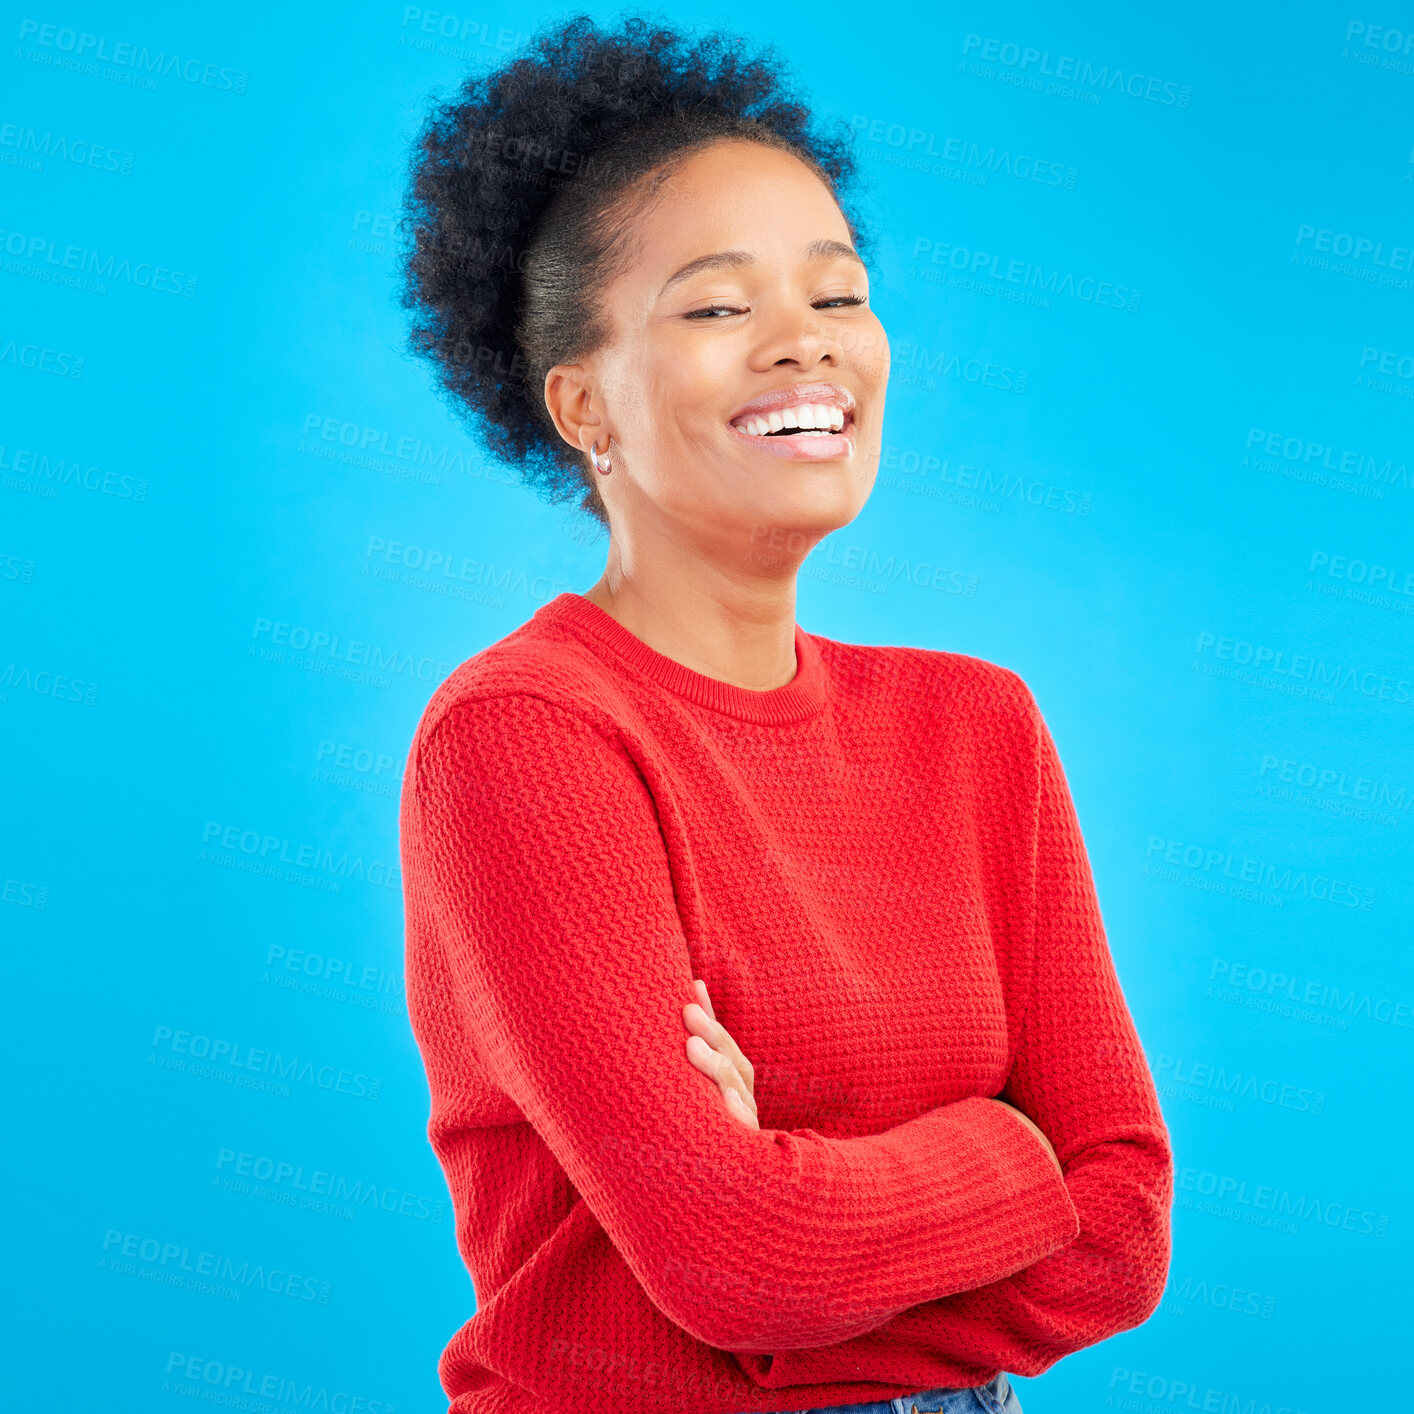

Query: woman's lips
left=726, top=410, right=857, bottom=461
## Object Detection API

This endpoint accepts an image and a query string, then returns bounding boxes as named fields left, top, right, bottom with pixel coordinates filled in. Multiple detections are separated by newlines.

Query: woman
left=396, top=15, right=1173, bottom=1414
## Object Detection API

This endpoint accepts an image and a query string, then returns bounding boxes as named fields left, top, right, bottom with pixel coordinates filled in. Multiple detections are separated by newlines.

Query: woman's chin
left=723, top=494, right=864, bottom=574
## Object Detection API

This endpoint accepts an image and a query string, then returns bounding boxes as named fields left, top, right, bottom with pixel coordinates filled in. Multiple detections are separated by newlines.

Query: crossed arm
left=412, top=681, right=1171, bottom=1368
left=692, top=677, right=1174, bottom=1385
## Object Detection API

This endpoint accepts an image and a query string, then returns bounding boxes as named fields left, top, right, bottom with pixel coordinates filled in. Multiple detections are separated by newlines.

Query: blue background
left=4, top=3, right=1411, bottom=1410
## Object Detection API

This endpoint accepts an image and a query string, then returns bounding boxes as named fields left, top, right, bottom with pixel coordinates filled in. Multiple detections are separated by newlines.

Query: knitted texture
left=399, top=592, right=1173, bottom=1414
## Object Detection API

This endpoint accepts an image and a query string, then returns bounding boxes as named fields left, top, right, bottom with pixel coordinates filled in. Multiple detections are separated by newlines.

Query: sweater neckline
left=536, top=592, right=828, bottom=725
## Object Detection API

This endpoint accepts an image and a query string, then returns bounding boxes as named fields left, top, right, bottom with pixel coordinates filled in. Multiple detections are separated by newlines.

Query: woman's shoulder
left=408, top=606, right=627, bottom=764
left=809, top=629, right=1037, bottom=718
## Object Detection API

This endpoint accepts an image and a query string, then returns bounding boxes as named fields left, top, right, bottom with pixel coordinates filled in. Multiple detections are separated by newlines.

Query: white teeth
left=731, top=402, right=850, bottom=436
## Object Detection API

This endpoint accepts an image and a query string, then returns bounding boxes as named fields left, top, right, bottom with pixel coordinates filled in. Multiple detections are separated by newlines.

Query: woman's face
left=555, top=138, right=889, bottom=568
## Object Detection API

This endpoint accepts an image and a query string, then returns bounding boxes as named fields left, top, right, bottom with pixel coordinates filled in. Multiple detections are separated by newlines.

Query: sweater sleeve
left=409, top=691, right=1082, bottom=1355
left=729, top=678, right=1174, bottom=1386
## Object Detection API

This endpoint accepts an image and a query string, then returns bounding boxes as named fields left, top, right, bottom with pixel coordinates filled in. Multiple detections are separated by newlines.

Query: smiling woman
left=395, top=14, right=1172, bottom=1414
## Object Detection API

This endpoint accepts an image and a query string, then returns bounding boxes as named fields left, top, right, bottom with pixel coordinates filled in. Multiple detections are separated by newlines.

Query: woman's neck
left=582, top=565, right=803, bottom=692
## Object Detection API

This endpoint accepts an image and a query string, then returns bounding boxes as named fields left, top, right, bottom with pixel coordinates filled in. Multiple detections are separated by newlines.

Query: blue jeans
left=752, top=1370, right=1023, bottom=1414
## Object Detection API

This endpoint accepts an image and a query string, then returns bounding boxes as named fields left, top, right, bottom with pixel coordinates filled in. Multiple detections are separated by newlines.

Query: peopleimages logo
left=0, top=225, right=197, bottom=295
left=1194, top=630, right=1412, bottom=709
left=1208, top=958, right=1414, bottom=1032
left=1145, top=835, right=1375, bottom=910
left=960, top=33, right=1192, bottom=106
left=1341, top=19, right=1414, bottom=74
left=0, top=660, right=99, bottom=704
left=215, top=1147, right=445, bottom=1223
left=1174, top=1164, right=1389, bottom=1238
left=1294, top=221, right=1414, bottom=275
left=100, top=1229, right=330, bottom=1302
left=1148, top=1051, right=1325, bottom=1115
left=162, top=1353, right=396, bottom=1412
left=848, top=115, right=1078, bottom=189
left=1258, top=750, right=1412, bottom=813
left=0, top=120, right=135, bottom=174
left=1108, top=1366, right=1307, bottom=1414
left=149, top=1024, right=382, bottom=1101
left=0, top=340, right=85, bottom=378
left=1307, top=548, right=1414, bottom=598
left=200, top=820, right=401, bottom=891
left=15, top=19, right=248, bottom=92
left=909, top=236, right=1141, bottom=311
left=300, top=412, right=515, bottom=484
left=0, top=443, right=146, bottom=497
left=249, top=616, right=457, bottom=685
left=1244, top=427, right=1411, bottom=495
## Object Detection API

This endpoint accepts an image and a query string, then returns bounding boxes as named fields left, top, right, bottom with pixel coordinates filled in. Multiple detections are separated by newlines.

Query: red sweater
left=399, top=591, right=1172, bottom=1414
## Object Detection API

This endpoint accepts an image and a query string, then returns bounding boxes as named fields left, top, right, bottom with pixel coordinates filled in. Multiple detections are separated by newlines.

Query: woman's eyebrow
left=656, top=239, right=864, bottom=298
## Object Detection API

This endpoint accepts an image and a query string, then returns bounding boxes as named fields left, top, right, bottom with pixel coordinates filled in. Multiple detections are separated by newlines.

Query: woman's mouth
left=725, top=386, right=857, bottom=461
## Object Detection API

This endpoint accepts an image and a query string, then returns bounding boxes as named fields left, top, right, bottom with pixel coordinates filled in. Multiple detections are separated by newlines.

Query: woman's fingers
left=687, top=981, right=755, bottom=1094
left=684, top=1026, right=757, bottom=1115
left=683, top=1001, right=756, bottom=1100
left=725, top=1086, right=759, bottom=1129
left=684, top=1031, right=758, bottom=1126
left=693, top=977, right=715, bottom=1022
left=683, top=981, right=758, bottom=1126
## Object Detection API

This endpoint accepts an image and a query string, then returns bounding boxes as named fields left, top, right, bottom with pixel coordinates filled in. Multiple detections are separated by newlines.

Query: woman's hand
left=683, top=979, right=759, bottom=1129
left=990, top=1098, right=1063, bottom=1177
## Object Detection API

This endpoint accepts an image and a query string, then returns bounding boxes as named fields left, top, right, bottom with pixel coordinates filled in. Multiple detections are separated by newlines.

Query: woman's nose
left=755, top=307, right=837, bottom=368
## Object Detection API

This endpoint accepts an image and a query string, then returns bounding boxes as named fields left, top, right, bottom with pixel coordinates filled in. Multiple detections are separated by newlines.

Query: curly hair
left=397, top=12, right=868, bottom=525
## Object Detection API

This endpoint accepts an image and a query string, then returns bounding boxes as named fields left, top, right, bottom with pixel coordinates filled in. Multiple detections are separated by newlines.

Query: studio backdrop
left=4, top=3, right=1411, bottom=1411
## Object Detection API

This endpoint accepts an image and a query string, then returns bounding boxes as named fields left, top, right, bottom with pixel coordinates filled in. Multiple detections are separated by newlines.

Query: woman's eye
left=687, top=295, right=865, bottom=323
left=685, top=303, right=747, bottom=319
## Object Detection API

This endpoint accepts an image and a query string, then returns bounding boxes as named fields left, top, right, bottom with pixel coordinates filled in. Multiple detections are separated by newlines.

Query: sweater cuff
left=968, top=1096, right=1081, bottom=1258
left=730, top=1099, right=1080, bottom=1388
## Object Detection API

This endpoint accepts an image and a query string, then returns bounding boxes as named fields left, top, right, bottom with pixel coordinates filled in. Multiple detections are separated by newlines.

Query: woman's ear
left=544, top=363, right=607, bottom=461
